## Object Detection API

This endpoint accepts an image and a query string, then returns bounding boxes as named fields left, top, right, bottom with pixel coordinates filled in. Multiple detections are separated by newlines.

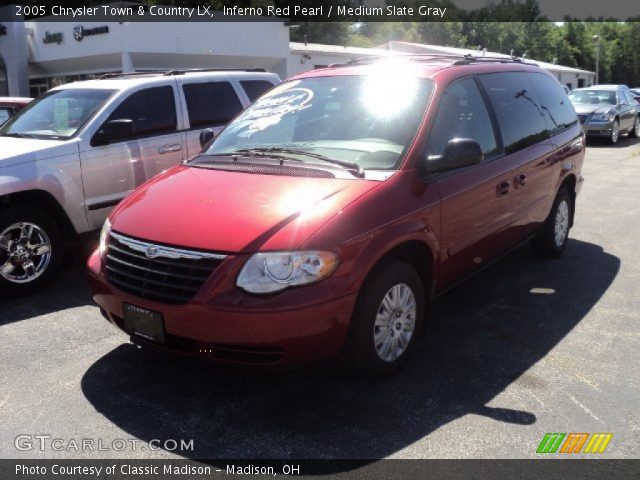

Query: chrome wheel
left=0, top=222, right=52, bottom=284
left=554, top=200, right=570, bottom=248
left=373, top=283, right=416, bottom=363
left=611, top=121, right=619, bottom=143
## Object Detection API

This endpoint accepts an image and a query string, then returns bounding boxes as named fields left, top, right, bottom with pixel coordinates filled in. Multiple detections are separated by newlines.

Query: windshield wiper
left=233, top=147, right=365, bottom=178
left=0, top=132, right=36, bottom=138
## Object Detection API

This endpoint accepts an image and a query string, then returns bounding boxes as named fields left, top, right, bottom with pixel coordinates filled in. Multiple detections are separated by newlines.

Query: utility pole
left=592, top=34, right=600, bottom=85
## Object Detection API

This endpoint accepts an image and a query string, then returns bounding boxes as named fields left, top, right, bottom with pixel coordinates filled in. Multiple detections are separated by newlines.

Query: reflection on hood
left=572, top=103, right=614, bottom=116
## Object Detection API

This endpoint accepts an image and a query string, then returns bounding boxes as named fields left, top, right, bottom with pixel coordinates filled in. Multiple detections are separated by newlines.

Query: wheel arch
left=371, top=240, right=435, bottom=303
left=0, top=190, right=77, bottom=241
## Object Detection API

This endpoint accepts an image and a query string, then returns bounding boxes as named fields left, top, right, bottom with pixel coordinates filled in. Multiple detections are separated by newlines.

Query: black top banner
left=1, top=0, right=639, bottom=23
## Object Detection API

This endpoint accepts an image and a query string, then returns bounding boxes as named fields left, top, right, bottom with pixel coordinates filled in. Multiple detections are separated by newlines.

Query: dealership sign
left=43, top=31, right=64, bottom=45
left=73, top=25, right=109, bottom=42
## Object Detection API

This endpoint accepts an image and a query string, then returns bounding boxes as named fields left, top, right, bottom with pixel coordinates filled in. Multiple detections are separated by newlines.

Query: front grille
left=105, top=232, right=226, bottom=305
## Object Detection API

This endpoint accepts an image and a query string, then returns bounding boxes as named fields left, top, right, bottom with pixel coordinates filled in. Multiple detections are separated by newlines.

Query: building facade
left=1, top=5, right=595, bottom=98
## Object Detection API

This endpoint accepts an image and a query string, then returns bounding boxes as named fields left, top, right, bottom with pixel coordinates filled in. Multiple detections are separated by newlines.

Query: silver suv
left=0, top=69, right=280, bottom=297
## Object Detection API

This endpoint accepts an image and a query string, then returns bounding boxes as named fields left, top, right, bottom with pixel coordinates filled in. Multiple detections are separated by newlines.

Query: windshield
left=569, top=89, right=617, bottom=106
left=203, top=74, right=434, bottom=171
left=0, top=88, right=115, bottom=139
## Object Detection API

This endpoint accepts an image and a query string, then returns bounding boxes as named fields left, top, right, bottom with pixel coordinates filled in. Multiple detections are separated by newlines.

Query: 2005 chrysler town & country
left=87, top=56, right=585, bottom=377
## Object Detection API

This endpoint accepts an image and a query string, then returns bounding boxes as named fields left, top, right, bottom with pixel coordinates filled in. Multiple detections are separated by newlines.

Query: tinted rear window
left=183, top=82, right=243, bottom=128
left=240, top=80, right=275, bottom=102
left=527, top=73, right=578, bottom=134
left=479, top=72, right=550, bottom=154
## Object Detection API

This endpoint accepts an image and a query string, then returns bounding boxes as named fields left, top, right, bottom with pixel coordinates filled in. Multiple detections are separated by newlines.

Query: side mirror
left=199, top=128, right=215, bottom=150
left=422, top=138, right=483, bottom=178
left=93, top=119, right=135, bottom=146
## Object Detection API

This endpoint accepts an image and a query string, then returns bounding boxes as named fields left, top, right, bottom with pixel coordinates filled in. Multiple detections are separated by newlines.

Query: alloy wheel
left=0, top=222, right=53, bottom=284
left=611, top=121, right=619, bottom=143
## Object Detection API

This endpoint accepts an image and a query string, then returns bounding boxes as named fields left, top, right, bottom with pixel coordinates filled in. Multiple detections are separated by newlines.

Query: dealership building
left=1, top=4, right=596, bottom=98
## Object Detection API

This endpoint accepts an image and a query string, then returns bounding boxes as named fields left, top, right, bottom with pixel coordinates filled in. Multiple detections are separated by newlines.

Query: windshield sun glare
left=205, top=75, right=434, bottom=172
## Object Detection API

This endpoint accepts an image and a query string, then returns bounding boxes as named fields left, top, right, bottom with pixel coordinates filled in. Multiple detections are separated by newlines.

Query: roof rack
left=451, top=54, right=532, bottom=65
left=328, top=53, right=533, bottom=68
left=98, top=68, right=266, bottom=79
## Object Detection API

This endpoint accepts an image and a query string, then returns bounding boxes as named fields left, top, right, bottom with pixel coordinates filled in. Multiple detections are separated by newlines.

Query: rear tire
left=344, top=260, right=424, bottom=379
left=0, top=206, right=63, bottom=298
left=531, top=188, right=572, bottom=259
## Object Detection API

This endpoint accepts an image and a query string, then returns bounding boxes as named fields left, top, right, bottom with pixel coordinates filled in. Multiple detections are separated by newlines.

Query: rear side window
left=107, top=86, right=177, bottom=137
left=527, top=73, right=578, bottom=133
left=183, top=82, right=243, bottom=128
left=240, top=80, right=274, bottom=102
left=428, top=77, right=498, bottom=158
left=479, top=72, right=550, bottom=154
left=620, top=88, right=633, bottom=103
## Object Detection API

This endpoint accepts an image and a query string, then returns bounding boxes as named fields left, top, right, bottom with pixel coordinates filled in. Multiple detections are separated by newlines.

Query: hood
left=0, top=136, right=77, bottom=166
left=110, top=165, right=380, bottom=253
left=572, top=103, right=614, bottom=116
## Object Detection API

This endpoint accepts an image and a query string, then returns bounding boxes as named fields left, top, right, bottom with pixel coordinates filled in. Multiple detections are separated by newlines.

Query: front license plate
left=123, top=303, right=165, bottom=343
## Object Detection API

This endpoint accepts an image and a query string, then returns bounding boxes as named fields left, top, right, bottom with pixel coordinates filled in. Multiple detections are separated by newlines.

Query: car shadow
left=0, top=267, right=94, bottom=326
left=587, top=135, right=640, bottom=148
left=80, top=239, right=619, bottom=463
left=0, top=236, right=97, bottom=326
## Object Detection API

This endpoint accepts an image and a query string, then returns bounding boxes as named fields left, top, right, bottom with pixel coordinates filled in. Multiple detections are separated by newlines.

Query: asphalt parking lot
left=1, top=137, right=639, bottom=461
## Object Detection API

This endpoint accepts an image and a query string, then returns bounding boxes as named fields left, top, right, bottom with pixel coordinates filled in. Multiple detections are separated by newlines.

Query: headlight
left=590, top=113, right=613, bottom=121
left=237, top=251, right=338, bottom=294
left=98, top=218, right=111, bottom=256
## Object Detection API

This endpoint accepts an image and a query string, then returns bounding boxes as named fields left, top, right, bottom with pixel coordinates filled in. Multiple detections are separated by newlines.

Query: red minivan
left=87, top=56, right=585, bottom=377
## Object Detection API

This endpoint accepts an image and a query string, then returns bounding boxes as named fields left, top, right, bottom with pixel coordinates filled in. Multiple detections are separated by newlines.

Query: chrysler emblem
left=73, top=26, right=84, bottom=42
left=145, top=245, right=159, bottom=258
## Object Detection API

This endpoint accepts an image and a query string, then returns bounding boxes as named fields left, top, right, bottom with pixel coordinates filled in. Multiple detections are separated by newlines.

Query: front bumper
left=87, top=250, right=356, bottom=367
left=581, top=120, right=615, bottom=137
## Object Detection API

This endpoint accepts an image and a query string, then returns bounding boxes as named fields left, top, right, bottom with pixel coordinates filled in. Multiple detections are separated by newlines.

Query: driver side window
left=103, top=86, right=177, bottom=140
left=428, top=78, right=498, bottom=159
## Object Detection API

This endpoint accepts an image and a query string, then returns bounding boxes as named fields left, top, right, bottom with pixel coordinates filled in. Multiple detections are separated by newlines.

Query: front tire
left=345, top=260, right=425, bottom=378
left=0, top=206, right=63, bottom=298
left=629, top=116, right=640, bottom=139
left=609, top=119, right=620, bottom=144
left=531, top=188, right=572, bottom=259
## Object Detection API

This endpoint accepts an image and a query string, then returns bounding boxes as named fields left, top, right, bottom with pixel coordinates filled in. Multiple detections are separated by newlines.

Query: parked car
left=568, top=85, right=640, bottom=144
left=87, top=56, right=585, bottom=377
left=0, top=69, right=280, bottom=297
left=0, top=97, right=32, bottom=126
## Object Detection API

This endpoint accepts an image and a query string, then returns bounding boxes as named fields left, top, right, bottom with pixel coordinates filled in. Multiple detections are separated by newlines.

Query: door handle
left=515, top=173, right=527, bottom=186
left=496, top=180, right=512, bottom=196
left=158, top=143, right=182, bottom=154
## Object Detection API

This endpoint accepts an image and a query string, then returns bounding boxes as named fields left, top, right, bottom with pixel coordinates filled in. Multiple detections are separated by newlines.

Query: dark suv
left=88, top=56, right=585, bottom=377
